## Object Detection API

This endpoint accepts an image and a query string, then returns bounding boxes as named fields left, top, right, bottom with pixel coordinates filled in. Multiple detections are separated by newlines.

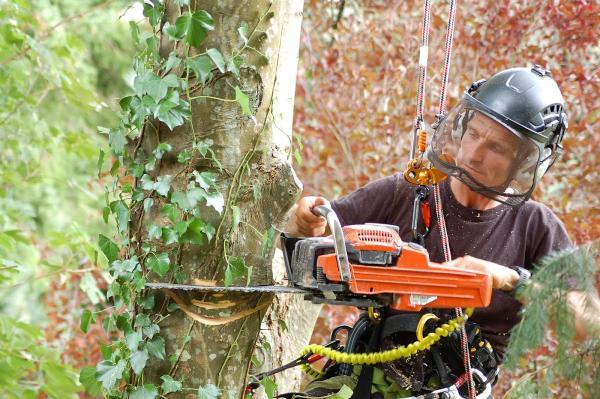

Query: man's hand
left=446, top=255, right=519, bottom=291
left=285, top=196, right=331, bottom=237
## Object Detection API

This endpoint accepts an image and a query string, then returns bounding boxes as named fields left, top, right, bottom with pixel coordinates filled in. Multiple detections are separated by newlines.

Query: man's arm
left=447, top=255, right=600, bottom=341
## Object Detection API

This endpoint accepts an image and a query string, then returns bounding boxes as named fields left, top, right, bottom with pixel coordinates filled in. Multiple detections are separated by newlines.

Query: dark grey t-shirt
left=331, top=174, right=572, bottom=361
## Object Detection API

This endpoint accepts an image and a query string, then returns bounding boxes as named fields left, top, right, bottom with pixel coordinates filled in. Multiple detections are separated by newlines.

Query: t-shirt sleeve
left=331, top=174, right=400, bottom=226
left=526, top=203, right=574, bottom=268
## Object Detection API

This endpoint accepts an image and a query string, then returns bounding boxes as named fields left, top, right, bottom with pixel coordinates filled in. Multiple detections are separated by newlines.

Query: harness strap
left=350, top=321, right=384, bottom=399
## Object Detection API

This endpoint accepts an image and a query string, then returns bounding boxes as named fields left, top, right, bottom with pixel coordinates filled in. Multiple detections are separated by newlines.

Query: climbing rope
left=300, top=308, right=474, bottom=378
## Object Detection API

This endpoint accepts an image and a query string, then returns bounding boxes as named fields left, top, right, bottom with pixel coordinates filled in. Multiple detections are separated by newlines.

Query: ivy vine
left=80, top=1, right=271, bottom=397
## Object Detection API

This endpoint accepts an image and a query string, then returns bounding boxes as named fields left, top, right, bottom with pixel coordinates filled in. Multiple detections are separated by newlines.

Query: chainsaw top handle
left=311, top=205, right=352, bottom=282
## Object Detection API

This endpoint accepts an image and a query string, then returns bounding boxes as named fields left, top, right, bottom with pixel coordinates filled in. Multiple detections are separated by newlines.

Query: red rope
left=433, top=183, right=475, bottom=399
left=438, top=0, right=457, bottom=115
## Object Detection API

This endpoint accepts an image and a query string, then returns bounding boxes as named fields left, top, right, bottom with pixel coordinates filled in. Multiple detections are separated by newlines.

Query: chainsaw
left=147, top=205, right=492, bottom=311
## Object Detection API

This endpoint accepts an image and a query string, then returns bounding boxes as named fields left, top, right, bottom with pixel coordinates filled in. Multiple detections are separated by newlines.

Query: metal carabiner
left=411, top=185, right=431, bottom=246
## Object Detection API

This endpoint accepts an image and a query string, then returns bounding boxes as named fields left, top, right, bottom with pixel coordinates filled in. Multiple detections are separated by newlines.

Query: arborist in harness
left=282, top=65, right=573, bottom=398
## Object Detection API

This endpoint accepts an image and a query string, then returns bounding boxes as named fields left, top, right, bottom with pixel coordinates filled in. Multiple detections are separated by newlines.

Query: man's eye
left=467, top=129, right=480, bottom=139
left=490, top=144, right=508, bottom=154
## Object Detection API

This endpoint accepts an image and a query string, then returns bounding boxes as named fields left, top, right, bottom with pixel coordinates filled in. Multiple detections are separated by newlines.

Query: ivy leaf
left=235, top=86, right=251, bottom=116
left=130, top=349, right=150, bottom=375
left=135, top=313, right=151, bottom=328
left=155, top=175, right=172, bottom=196
left=260, top=376, right=277, bottom=399
left=110, top=200, right=129, bottom=234
left=201, top=223, right=216, bottom=242
left=237, top=24, right=249, bottom=45
left=98, top=234, right=119, bottom=263
left=148, top=224, right=162, bottom=240
left=207, top=48, right=225, bottom=73
left=80, top=309, right=94, bottom=333
left=130, top=384, right=159, bottom=399
left=224, top=257, right=247, bottom=286
left=197, top=383, right=221, bottom=399
left=227, top=55, right=244, bottom=76
left=79, top=366, right=102, bottom=396
left=152, top=143, right=172, bottom=160
left=147, top=335, right=166, bottom=360
left=157, top=100, right=188, bottom=130
left=162, top=227, right=179, bottom=245
left=173, top=10, right=214, bottom=48
left=174, top=221, right=189, bottom=236
left=195, top=139, right=213, bottom=157
left=164, top=52, right=181, bottom=72
left=143, top=323, right=160, bottom=339
left=143, top=1, right=163, bottom=27
left=143, top=197, right=154, bottom=213
left=108, top=128, right=127, bottom=155
left=147, top=253, right=170, bottom=276
left=171, top=191, right=192, bottom=211
left=178, top=149, right=192, bottom=163
left=126, top=330, right=143, bottom=351
left=161, top=375, right=182, bottom=394
left=161, top=204, right=179, bottom=223
left=203, top=191, right=225, bottom=214
left=193, top=171, right=216, bottom=190
left=180, top=218, right=204, bottom=245
left=96, top=359, right=127, bottom=391
left=141, top=174, right=155, bottom=190
left=187, top=55, right=213, bottom=84
left=139, top=294, right=155, bottom=310
left=97, top=149, right=105, bottom=177
left=134, top=71, right=172, bottom=102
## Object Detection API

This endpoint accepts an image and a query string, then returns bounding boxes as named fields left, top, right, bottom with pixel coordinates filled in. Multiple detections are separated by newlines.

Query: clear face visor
left=427, top=101, right=557, bottom=206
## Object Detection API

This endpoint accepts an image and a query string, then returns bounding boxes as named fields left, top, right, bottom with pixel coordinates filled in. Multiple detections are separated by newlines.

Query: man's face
left=456, top=112, right=521, bottom=188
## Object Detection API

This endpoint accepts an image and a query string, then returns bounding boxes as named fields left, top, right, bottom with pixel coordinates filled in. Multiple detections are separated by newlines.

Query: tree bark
left=132, top=1, right=316, bottom=397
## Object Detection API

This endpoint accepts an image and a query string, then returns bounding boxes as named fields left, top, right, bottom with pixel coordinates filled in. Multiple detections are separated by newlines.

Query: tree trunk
left=132, top=1, right=315, bottom=397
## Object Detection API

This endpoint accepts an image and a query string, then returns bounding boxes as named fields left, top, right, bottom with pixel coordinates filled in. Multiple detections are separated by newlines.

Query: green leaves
left=146, top=253, right=171, bottom=277
left=98, top=234, right=119, bottom=263
left=207, top=48, right=225, bottom=73
left=80, top=366, right=102, bottom=395
left=235, top=86, right=251, bottom=116
left=224, top=257, right=248, bottom=286
left=130, top=349, right=150, bottom=375
left=80, top=310, right=95, bottom=333
left=130, top=384, right=158, bottom=399
left=161, top=375, right=182, bottom=394
left=166, top=10, right=215, bottom=48
left=197, top=383, right=221, bottom=399
left=187, top=55, right=213, bottom=84
left=110, top=200, right=129, bottom=234
left=96, top=359, right=127, bottom=391
left=147, top=336, right=166, bottom=360
left=261, top=377, right=277, bottom=399
left=134, top=71, right=179, bottom=103
left=143, top=1, right=164, bottom=28
left=141, top=174, right=173, bottom=197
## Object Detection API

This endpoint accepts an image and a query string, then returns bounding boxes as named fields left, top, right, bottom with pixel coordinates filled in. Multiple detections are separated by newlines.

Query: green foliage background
left=0, top=0, right=133, bottom=396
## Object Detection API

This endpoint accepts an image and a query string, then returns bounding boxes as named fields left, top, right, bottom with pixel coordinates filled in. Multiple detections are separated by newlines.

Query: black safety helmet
left=427, top=65, right=568, bottom=206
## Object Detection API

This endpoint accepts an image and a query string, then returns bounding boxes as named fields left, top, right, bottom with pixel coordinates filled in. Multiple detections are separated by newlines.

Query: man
left=285, top=66, right=594, bottom=397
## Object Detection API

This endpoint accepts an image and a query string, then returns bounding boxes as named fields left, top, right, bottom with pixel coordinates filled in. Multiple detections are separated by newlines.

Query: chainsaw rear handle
left=311, top=205, right=352, bottom=282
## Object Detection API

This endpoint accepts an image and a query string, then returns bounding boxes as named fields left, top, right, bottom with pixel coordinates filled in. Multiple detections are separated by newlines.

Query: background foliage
left=0, top=0, right=598, bottom=397
left=0, top=0, right=133, bottom=396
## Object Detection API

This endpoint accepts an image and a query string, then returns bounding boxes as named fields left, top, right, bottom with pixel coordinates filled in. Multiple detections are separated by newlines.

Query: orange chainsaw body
left=317, top=224, right=492, bottom=311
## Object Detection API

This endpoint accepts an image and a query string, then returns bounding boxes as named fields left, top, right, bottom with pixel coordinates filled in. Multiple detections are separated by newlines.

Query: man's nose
left=467, top=141, right=486, bottom=164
